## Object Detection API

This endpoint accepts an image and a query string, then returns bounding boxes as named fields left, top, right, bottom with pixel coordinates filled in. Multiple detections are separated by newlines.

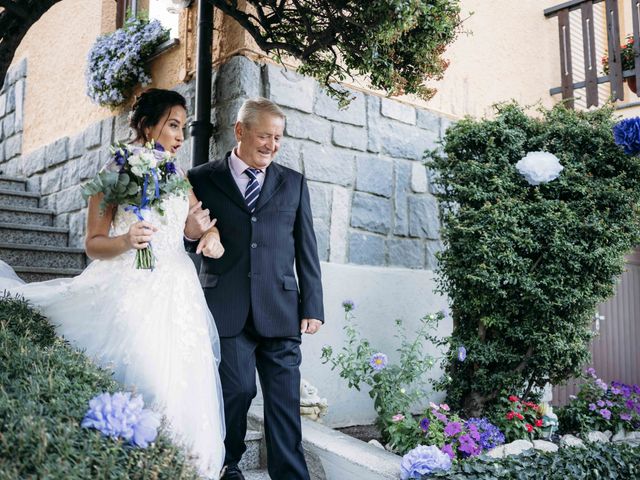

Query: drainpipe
left=190, top=0, right=214, bottom=167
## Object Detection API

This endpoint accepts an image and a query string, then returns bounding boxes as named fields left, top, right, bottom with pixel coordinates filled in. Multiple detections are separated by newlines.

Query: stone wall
left=0, top=59, right=26, bottom=177
left=212, top=56, right=450, bottom=269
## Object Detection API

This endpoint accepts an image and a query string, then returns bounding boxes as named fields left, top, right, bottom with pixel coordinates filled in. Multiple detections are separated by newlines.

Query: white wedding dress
left=0, top=193, right=224, bottom=479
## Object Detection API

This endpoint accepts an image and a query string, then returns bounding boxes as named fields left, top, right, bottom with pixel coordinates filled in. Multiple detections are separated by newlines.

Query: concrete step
left=0, top=188, right=40, bottom=208
left=13, top=266, right=83, bottom=282
left=239, top=429, right=263, bottom=472
left=0, top=223, right=69, bottom=247
left=0, top=243, right=86, bottom=269
left=0, top=176, right=27, bottom=192
left=0, top=205, right=54, bottom=227
left=244, top=470, right=270, bottom=480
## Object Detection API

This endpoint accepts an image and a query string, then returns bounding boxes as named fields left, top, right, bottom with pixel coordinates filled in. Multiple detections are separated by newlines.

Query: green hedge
left=0, top=293, right=199, bottom=479
left=429, top=442, right=640, bottom=479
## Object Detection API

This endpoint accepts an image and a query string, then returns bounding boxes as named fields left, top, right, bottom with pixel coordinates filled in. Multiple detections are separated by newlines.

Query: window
left=115, top=0, right=181, bottom=39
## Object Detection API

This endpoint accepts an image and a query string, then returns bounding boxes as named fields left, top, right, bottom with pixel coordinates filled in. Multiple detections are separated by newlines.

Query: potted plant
left=602, top=34, right=638, bottom=93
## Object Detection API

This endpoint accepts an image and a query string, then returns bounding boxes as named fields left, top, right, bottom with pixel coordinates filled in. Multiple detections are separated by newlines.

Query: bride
left=0, top=89, right=225, bottom=478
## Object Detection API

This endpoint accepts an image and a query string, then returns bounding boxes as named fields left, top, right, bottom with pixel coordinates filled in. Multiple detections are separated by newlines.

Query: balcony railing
left=545, top=0, right=640, bottom=108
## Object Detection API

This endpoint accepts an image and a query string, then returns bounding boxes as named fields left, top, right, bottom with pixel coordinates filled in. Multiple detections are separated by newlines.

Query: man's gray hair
left=237, top=97, right=286, bottom=127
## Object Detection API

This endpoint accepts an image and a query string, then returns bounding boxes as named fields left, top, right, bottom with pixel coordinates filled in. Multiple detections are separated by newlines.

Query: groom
left=184, top=97, right=324, bottom=480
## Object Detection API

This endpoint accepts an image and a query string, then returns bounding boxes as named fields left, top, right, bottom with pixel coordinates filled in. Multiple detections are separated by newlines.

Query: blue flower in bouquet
left=613, top=117, right=640, bottom=155
left=419, top=417, right=430, bottom=432
left=165, top=161, right=177, bottom=175
left=81, top=392, right=160, bottom=448
left=369, top=352, right=388, bottom=371
left=400, top=445, right=452, bottom=479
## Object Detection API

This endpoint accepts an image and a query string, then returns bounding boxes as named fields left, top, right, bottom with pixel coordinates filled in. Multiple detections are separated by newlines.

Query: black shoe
left=220, top=465, right=245, bottom=480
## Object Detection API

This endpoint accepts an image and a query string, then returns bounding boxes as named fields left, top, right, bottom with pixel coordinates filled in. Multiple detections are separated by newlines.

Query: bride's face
left=145, top=106, right=187, bottom=154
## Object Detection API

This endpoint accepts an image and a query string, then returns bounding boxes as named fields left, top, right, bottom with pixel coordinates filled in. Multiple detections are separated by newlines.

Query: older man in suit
left=184, top=97, right=324, bottom=480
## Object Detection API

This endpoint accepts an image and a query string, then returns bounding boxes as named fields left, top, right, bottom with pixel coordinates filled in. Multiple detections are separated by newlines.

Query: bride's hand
left=125, top=221, right=158, bottom=250
left=196, top=228, right=225, bottom=258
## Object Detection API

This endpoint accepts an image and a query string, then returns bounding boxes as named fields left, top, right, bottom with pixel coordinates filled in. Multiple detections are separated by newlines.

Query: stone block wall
left=1, top=56, right=451, bottom=269
left=213, top=56, right=450, bottom=269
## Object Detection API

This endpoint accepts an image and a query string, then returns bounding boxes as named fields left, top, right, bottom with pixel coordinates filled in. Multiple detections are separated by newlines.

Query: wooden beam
left=558, top=8, right=575, bottom=108
left=605, top=0, right=624, bottom=101
left=581, top=1, right=598, bottom=106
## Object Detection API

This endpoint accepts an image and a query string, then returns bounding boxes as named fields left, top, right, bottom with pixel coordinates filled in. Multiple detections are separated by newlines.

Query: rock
left=485, top=445, right=505, bottom=459
left=368, top=439, right=385, bottom=450
left=621, top=431, right=640, bottom=447
left=586, top=431, right=610, bottom=443
left=611, top=429, right=627, bottom=443
left=533, top=440, right=558, bottom=453
left=560, top=434, right=585, bottom=448
left=502, top=439, right=534, bottom=456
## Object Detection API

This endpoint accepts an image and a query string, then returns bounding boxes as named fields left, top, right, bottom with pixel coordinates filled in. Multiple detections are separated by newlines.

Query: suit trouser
left=219, top=319, right=309, bottom=480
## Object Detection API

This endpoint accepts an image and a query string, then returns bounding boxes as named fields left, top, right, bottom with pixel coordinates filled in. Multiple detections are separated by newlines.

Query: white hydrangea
left=515, top=151, right=564, bottom=186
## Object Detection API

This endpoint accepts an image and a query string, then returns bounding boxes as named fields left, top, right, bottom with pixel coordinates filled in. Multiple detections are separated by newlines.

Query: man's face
left=235, top=113, right=285, bottom=169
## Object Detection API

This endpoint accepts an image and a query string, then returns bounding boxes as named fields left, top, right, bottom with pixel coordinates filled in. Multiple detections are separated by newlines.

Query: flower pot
left=626, top=76, right=637, bottom=94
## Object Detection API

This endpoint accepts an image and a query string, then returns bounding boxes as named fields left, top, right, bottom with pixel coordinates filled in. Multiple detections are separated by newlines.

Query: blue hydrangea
left=613, top=117, right=640, bottom=156
left=86, top=17, right=169, bottom=108
left=81, top=392, right=161, bottom=448
left=464, top=417, right=505, bottom=451
left=400, top=445, right=452, bottom=479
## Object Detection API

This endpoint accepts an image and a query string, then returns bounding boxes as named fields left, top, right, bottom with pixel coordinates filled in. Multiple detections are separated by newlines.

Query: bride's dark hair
left=129, top=88, right=187, bottom=143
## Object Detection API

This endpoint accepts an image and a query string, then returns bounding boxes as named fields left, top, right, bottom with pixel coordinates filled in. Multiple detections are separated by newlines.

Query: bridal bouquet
left=82, top=141, right=190, bottom=269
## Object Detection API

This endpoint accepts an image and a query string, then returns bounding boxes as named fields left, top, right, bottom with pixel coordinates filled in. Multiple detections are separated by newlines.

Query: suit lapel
left=255, top=162, right=285, bottom=212
left=208, top=154, right=250, bottom=213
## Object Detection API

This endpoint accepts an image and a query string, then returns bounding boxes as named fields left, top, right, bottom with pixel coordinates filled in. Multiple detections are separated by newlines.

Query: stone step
left=0, top=205, right=54, bottom=227
left=244, top=470, right=270, bottom=480
left=239, top=430, right=263, bottom=472
left=0, top=176, right=27, bottom=192
left=13, top=266, right=83, bottom=282
left=0, top=223, right=69, bottom=247
left=0, top=243, right=86, bottom=269
left=0, top=188, right=40, bottom=208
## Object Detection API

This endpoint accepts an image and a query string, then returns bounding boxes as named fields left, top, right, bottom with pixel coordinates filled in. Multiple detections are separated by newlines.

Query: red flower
left=506, top=411, right=515, bottom=420
left=516, top=413, right=524, bottom=420
left=508, top=395, right=519, bottom=402
left=535, top=419, right=543, bottom=427
left=526, top=423, right=533, bottom=432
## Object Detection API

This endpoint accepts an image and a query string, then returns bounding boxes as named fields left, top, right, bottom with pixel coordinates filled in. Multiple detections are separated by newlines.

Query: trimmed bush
left=429, top=442, right=640, bottom=479
left=0, top=293, right=198, bottom=479
left=429, top=104, right=640, bottom=415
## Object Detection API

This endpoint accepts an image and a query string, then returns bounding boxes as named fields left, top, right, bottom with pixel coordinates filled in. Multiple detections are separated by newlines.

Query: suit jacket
left=187, top=153, right=324, bottom=338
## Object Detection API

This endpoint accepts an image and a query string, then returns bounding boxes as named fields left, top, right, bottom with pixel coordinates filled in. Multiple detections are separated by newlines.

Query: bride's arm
left=186, top=190, right=224, bottom=258
left=84, top=193, right=158, bottom=260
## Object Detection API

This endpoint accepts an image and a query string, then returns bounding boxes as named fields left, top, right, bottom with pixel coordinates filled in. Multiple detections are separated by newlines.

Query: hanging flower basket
left=85, top=16, right=169, bottom=108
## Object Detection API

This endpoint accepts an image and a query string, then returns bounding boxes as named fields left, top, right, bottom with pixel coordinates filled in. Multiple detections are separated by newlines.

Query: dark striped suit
left=187, top=154, right=324, bottom=479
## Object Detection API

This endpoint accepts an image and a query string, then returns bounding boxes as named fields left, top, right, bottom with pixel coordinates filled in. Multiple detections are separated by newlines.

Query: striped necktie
left=244, top=168, right=262, bottom=212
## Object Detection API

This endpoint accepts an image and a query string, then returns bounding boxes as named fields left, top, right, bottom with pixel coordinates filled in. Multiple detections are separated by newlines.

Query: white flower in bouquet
left=515, top=151, right=564, bottom=186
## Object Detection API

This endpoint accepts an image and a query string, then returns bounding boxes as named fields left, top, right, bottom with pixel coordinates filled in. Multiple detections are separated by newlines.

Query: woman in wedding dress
left=0, top=89, right=225, bottom=478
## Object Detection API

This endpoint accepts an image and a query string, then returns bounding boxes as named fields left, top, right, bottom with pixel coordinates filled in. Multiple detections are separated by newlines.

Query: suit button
left=251, top=243, right=257, bottom=249
left=251, top=216, right=257, bottom=222
left=247, top=272, right=252, bottom=278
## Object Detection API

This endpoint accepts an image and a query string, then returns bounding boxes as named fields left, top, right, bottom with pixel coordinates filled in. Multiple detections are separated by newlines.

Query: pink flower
left=439, top=403, right=450, bottom=411
left=392, top=414, right=405, bottom=422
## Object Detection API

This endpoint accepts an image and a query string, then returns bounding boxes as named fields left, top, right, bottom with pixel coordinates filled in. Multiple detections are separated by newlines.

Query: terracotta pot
left=626, top=76, right=637, bottom=94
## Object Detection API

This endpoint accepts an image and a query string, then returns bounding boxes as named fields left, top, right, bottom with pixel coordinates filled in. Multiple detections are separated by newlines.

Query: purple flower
left=400, top=445, right=452, bottom=479
left=419, top=417, right=430, bottom=432
left=611, top=386, right=622, bottom=395
left=433, top=411, right=448, bottom=423
left=369, top=352, right=388, bottom=371
left=613, top=117, right=640, bottom=156
left=599, top=408, right=612, bottom=420
left=81, top=392, right=160, bottom=448
left=444, top=421, right=462, bottom=437
left=465, top=418, right=505, bottom=451
left=341, top=299, right=355, bottom=311
left=588, top=403, right=597, bottom=411
left=595, top=379, right=608, bottom=392
left=153, top=141, right=165, bottom=152
left=458, top=434, right=481, bottom=457
left=457, top=345, right=466, bottom=362
left=441, top=443, right=455, bottom=460
left=586, top=367, right=597, bottom=377
left=597, top=400, right=605, bottom=408
left=605, top=400, right=614, bottom=408
left=620, top=413, right=633, bottom=421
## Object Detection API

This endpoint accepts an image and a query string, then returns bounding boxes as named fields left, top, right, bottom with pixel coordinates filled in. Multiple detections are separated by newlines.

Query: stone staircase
left=0, top=174, right=271, bottom=477
left=0, top=175, right=85, bottom=281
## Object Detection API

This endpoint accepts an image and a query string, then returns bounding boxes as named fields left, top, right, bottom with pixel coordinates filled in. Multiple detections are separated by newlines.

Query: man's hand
left=300, top=319, right=322, bottom=335
left=184, top=201, right=217, bottom=240
left=196, top=228, right=225, bottom=258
